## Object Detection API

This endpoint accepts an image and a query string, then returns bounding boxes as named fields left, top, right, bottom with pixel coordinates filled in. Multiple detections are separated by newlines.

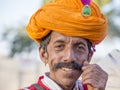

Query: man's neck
left=42, top=73, right=84, bottom=90
left=47, top=73, right=76, bottom=90
left=60, top=84, right=75, bottom=90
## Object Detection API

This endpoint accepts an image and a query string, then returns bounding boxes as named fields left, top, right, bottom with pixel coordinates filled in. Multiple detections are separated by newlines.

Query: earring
left=45, top=60, right=48, bottom=66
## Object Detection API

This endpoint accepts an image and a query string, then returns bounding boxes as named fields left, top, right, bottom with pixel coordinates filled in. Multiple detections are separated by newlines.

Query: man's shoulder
left=19, top=75, right=49, bottom=90
left=19, top=85, right=36, bottom=90
left=19, top=83, right=46, bottom=90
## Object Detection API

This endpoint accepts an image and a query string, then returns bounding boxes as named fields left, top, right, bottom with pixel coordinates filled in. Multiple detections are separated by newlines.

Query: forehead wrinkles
left=50, top=32, right=87, bottom=45
left=65, top=37, right=88, bottom=47
left=50, top=32, right=69, bottom=43
left=66, top=37, right=75, bottom=44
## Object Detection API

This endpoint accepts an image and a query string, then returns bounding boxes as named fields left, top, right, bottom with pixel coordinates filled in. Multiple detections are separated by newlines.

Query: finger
left=82, top=70, right=108, bottom=89
left=82, top=64, right=103, bottom=77
left=87, top=84, right=94, bottom=90
left=82, top=61, right=90, bottom=70
left=82, top=66, right=108, bottom=90
left=83, top=60, right=89, bottom=66
left=83, top=78, right=107, bottom=90
left=82, top=72, right=100, bottom=83
left=82, top=78, right=99, bottom=88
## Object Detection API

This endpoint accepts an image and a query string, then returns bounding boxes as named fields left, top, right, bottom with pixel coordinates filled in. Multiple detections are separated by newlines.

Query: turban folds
left=26, top=0, right=108, bottom=45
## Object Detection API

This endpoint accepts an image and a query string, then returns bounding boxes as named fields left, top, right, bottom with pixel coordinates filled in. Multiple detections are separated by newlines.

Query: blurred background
left=0, top=0, right=120, bottom=90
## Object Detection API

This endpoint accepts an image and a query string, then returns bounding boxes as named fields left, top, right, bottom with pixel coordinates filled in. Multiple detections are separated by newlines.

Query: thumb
left=82, top=60, right=89, bottom=70
left=87, top=84, right=94, bottom=90
left=82, top=61, right=94, bottom=90
left=83, top=60, right=89, bottom=66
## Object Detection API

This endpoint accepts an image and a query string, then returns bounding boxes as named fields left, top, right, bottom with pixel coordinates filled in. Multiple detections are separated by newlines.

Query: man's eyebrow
left=74, top=41, right=86, bottom=46
left=53, top=40, right=65, bottom=44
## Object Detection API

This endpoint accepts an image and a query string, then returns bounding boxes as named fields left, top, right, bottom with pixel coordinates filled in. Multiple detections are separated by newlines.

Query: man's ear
left=88, top=51, right=93, bottom=63
left=39, top=47, right=48, bottom=64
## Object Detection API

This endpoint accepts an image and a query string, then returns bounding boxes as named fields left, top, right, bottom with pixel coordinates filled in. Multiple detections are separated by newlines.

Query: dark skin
left=39, top=32, right=108, bottom=90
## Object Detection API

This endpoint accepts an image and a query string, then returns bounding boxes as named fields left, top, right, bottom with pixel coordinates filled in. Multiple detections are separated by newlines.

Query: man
left=21, top=0, right=108, bottom=90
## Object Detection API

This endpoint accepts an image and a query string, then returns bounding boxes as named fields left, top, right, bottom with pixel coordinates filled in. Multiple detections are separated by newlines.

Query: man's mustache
left=53, top=62, right=82, bottom=71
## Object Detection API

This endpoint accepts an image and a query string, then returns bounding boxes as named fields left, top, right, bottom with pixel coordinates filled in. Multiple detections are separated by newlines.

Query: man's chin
left=55, top=68, right=81, bottom=84
left=50, top=68, right=82, bottom=87
left=57, top=77, right=78, bottom=90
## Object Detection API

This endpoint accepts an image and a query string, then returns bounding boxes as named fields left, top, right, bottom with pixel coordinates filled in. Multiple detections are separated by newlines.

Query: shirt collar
left=41, top=72, right=83, bottom=90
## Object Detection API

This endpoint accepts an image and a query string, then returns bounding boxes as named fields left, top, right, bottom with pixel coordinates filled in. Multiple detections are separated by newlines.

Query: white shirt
left=41, top=72, right=84, bottom=90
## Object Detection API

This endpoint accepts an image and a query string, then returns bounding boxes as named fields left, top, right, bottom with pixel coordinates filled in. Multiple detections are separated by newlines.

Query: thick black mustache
left=53, top=62, right=82, bottom=71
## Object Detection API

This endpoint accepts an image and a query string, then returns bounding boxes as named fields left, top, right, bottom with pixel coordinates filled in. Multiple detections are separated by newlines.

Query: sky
left=0, top=0, right=120, bottom=58
left=0, top=0, right=43, bottom=30
left=0, top=0, right=42, bottom=56
left=0, top=0, right=42, bottom=25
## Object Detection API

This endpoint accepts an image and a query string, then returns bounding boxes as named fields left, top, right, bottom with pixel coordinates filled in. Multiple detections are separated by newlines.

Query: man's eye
left=77, top=45, right=85, bottom=51
left=54, top=45, right=64, bottom=50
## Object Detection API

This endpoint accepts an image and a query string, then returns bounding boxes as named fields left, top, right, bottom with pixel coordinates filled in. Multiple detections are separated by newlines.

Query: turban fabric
left=26, top=0, right=108, bottom=45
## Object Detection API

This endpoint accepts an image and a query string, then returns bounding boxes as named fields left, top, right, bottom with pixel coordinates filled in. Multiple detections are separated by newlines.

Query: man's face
left=41, top=32, right=91, bottom=89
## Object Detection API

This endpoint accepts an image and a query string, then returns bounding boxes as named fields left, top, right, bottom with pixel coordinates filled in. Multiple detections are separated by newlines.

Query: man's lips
left=53, top=62, right=82, bottom=71
left=61, top=67, right=74, bottom=72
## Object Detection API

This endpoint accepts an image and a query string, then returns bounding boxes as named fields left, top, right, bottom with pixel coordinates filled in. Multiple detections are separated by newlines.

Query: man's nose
left=63, top=47, right=76, bottom=62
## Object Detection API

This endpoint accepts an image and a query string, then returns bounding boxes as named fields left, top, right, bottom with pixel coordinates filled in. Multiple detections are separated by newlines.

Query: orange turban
left=26, top=0, right=108, bottom=45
